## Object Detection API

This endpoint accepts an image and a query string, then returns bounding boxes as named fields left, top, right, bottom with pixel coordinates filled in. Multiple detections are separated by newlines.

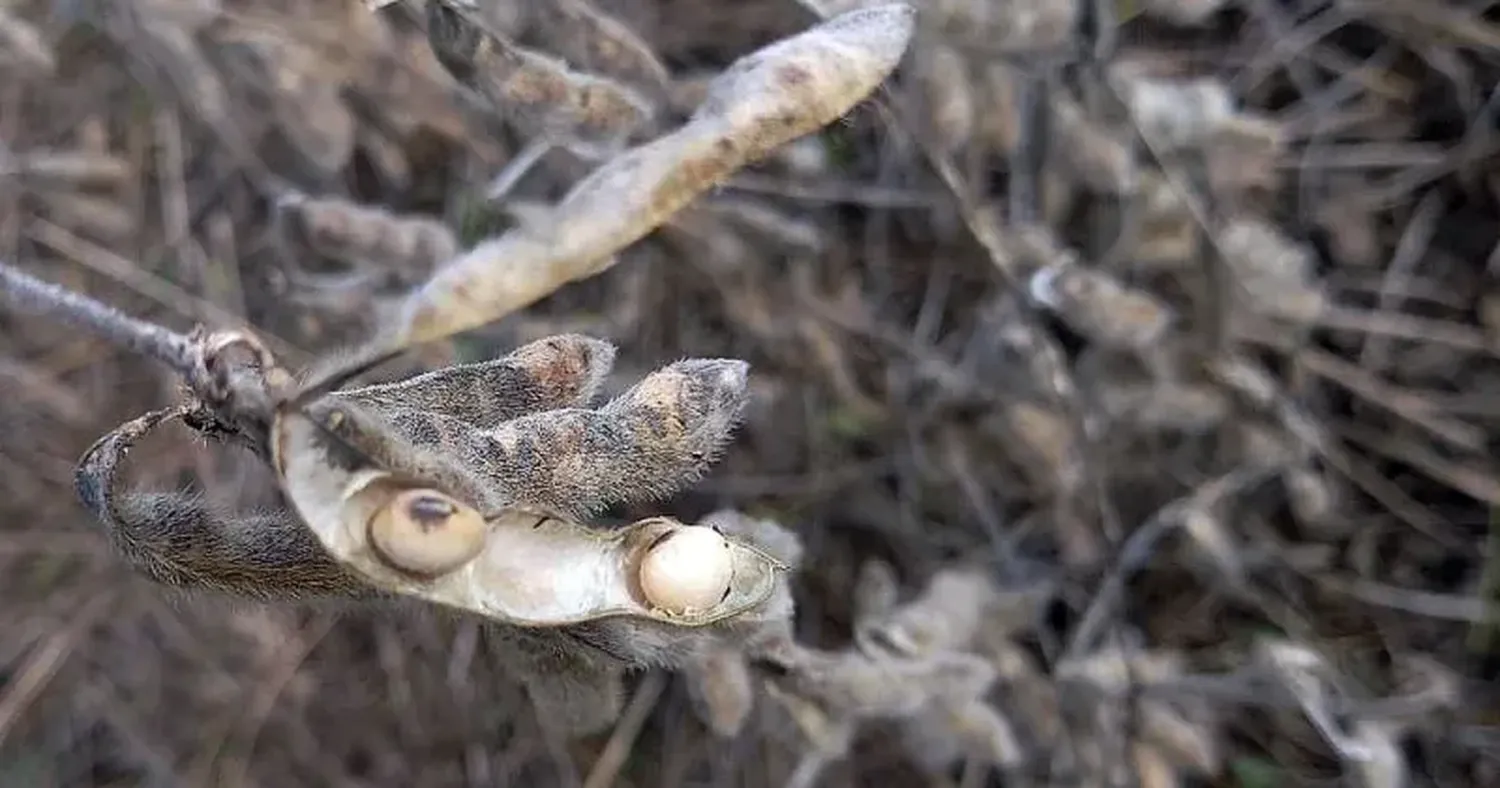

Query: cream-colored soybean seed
left=639, top=525, right=734, bottom=615
left=368, top=488, right=486, bottom=576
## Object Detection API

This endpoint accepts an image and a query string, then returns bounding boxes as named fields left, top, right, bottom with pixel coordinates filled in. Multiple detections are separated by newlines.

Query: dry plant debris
left=4, top=1, right=917, bottom=742
left=390, top=1, right=916, bottom=349
left=1, top=0, right=1500, bottom=786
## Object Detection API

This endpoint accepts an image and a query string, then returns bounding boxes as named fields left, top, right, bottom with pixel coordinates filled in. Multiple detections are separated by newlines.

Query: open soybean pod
left=270, top=402, right=788, bottom=627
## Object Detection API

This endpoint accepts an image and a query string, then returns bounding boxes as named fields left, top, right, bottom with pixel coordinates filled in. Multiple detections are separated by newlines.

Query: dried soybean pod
left=389, top=4, right=917, bottom=348
left=276, top=193, right=459, bottom=274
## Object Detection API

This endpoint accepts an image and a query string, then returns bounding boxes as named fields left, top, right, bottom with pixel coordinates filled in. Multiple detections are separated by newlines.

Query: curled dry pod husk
left=699, top=508, right=806, bottom=568
left=271, top=403, right=788, bottom=627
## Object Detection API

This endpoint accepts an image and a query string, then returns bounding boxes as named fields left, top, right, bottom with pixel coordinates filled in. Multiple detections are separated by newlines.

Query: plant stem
left=0, top=260, right=198, bottom=376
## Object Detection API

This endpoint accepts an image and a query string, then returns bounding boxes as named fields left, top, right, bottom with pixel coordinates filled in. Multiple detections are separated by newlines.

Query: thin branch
left=0, top=260, right=198, bottom=375
left=1, top=260, right=285, bottom=454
